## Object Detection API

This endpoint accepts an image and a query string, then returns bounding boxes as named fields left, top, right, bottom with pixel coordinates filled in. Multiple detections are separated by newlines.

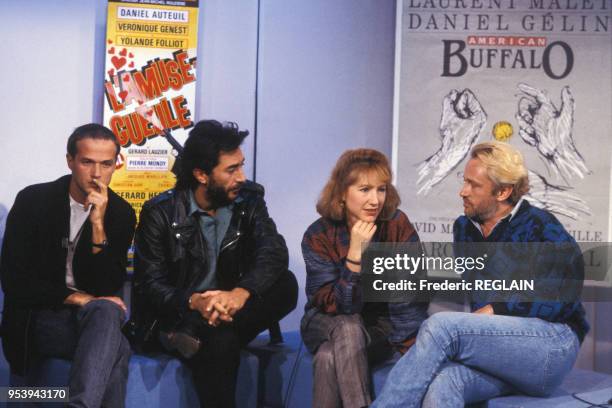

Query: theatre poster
left=103, top=0, right=199, bottom=220
left=393, top=0, right=612, bottom=243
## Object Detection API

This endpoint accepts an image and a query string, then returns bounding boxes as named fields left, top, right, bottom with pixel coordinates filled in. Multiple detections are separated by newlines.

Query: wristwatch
left=92, top=240, right=109, bottom=249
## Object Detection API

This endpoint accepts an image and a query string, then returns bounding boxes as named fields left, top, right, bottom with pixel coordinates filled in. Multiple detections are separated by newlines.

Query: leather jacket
left=132, top=181, right=289, bottom=332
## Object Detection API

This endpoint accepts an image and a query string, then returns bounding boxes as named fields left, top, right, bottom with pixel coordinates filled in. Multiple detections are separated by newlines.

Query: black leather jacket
left=133, top=181, right=289, bottom=331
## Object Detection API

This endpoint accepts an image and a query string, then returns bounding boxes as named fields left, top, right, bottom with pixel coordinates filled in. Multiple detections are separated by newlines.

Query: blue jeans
left=33, top=299, right=131, bottom=408
left=372, top=311, right=580, bottom=408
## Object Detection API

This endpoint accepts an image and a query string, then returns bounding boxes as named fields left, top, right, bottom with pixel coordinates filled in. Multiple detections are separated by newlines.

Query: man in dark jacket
left=133, top=120, right=298, bottom=408
left=1, top=124, right=136, bottom=407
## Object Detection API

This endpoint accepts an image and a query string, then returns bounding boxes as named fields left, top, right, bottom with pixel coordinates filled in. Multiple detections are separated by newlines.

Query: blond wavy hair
left=470, top=141, right=530, bottom=204
left=316, top=148, right=400, bottom=221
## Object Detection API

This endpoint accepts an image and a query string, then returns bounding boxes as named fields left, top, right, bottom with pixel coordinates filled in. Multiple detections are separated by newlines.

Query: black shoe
left=159, top=330, right=201, bottom=359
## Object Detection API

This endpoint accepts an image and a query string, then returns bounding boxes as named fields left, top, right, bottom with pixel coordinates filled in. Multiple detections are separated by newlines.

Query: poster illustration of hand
left=394, top=0, right=612, bottom=243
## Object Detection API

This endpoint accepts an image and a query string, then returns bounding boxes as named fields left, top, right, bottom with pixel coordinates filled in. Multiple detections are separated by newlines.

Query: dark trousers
left=301, top=306, right=395, bottom=408
left=32, top=299, right=131, bottom=408
left=184, top=270, right=298, bottom=408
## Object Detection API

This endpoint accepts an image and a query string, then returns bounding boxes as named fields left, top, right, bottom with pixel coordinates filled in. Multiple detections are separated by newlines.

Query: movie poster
left=394, top=0, right=612, bottom=243
left=103, top=0, right=199, bottom=219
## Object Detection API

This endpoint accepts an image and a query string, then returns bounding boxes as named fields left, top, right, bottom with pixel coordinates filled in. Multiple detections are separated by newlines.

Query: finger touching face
left=67, top=138, right=117, bottom=200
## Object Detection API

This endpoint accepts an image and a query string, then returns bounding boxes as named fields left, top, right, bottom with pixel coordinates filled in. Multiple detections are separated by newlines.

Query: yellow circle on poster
left=492, top=121, right=513, bottom=141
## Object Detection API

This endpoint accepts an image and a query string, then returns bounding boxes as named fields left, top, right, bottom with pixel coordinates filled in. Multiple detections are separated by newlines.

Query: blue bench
left=14, top=351, right=257, bottom=408
left=487, top=368, right=612, bottom=408
left=255, top=332, right=612, bottom=408
left=246, top=331, right=302, bottom=407
left=9, top=331, right=612, bottom=407
left=244, top=330, right=401, bottom=407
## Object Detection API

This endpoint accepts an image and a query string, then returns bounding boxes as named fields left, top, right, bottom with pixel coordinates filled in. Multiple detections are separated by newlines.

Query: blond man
left=373, top=142, right=588, bottom=407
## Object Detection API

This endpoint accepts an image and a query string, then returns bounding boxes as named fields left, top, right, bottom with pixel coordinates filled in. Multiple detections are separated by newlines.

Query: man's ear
left=66, top=153, right=75, bottom=171
left=192, top=168, right=208, bottom=185
left=496, top=185, right=513, bottom=202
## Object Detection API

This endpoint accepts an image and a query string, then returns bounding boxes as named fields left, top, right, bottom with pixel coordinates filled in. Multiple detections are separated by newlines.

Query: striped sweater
left=301, top=209, right=428, bottom=344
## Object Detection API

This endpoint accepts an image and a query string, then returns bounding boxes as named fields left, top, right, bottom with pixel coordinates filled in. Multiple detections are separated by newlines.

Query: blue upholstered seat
left=16, top=351, right=258, bottom=408
left=486, top=368, right=612, bottom=408
left=6, top=331, right=612, bottom=407
left=246, top=331, right=303, bottom=407
left=273, top=332, right=612, bottom=408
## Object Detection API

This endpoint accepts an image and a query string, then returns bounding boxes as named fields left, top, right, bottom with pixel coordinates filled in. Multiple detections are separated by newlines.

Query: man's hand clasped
left=189, top=288, right=251, bottom=327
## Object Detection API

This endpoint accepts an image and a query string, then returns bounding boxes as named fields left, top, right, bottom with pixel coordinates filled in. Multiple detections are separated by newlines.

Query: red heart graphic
left=118, top=90, right=128, bottom=101
left=128, top=61, right=134, bottom=68
left=146, top=109, right=153, bottom=117
left=108, top=39, right=113, bottom=44
left=137, top=99, right=143, bottom=105
left=107, top=68, right=115, bottom=77
left=123, top=75, right=130, bottom=82
left=108, top=47, right=115, bottom=55
left=128, top=52, right=134, bottom=58
left=119, top=48, right=127, bottom=57
left=111, top=56, right=126, bottom=69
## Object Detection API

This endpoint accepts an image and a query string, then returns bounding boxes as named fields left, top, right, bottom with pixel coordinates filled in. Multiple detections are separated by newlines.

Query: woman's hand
left=346, top=221, right=377, bottom=269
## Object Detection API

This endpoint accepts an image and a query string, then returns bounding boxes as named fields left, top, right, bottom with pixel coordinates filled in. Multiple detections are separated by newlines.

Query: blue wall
left=256, top=0, right=396, bottom=330
left=0, top=0, right=396, bottom=332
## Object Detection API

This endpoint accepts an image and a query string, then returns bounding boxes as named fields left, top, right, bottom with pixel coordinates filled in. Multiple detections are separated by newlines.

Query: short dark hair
left=67, top=123, right=120, bottom=157
left=176, top=120, right=249, bottom=190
